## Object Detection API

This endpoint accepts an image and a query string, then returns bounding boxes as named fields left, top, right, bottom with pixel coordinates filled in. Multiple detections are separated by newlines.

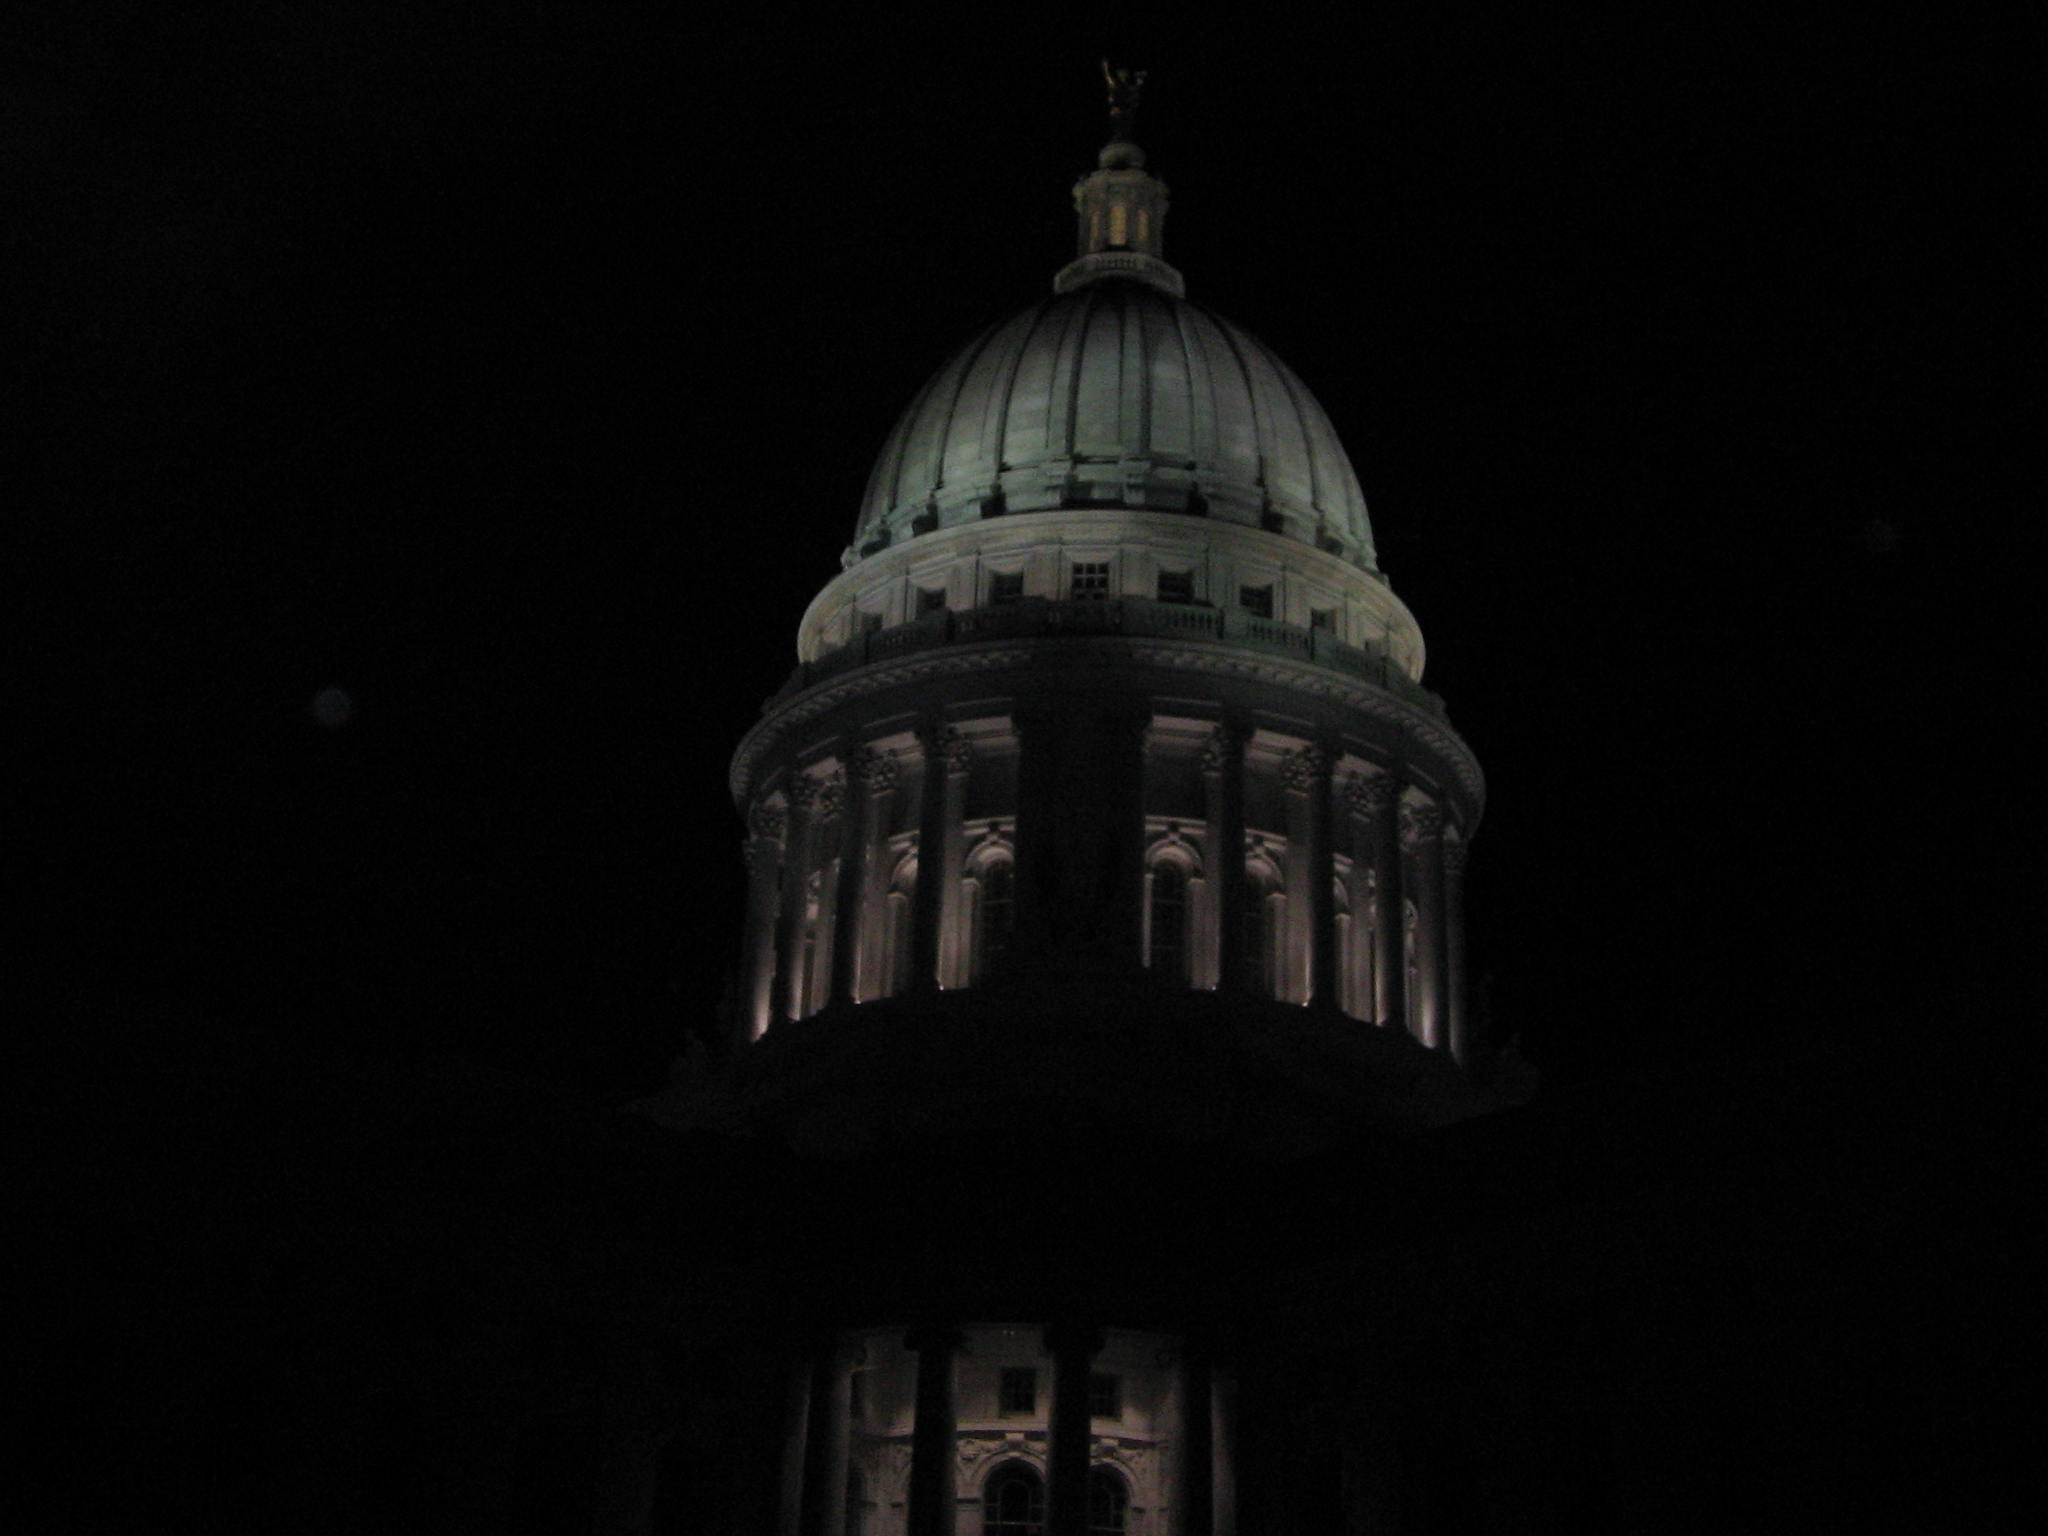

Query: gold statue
left=1102, top=60, right=1147, bottom=137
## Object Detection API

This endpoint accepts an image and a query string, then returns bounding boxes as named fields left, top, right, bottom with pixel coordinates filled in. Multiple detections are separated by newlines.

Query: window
left=1243, top=853, right=1284, bottom=997
left=974, top=858, right=1015, bottom=979
left=917, top=586, right=948, bottom=614
left=1108, top=202, right=1128, bottom=247
left=984, top=1463, right=1043, bottom=1536
left=1156, top=569, right=1195, bottom=604
left=1071, top=561, right=1110, bottom=599
left=1148, top=862, right=1190, bottom=985
left=1239, top=584, right=1273, bottom=618
left=857, top=608, right=884, bottom=635
left=1310, top=607, right=1334, bottom=631
left=1088, top=1373, right=1121, bottom=1420
left=990, top=571, right=1025, bottom=605
left=1087, top=1469, right=1129, bottom=1536
left=999, top=1367, right=1037, bottom=1415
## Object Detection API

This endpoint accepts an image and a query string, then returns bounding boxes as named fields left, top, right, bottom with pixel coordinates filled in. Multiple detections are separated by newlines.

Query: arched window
left=1147, top=861, right=1190, bottom=984
left=984, top=1461, right=1043, bottom=1536
left=1087, top=1468, right=1129, bottom=1536
left=1332, top=872, right=1355, bottom=1017
left=884, top=853, right=918, bottom=997
left=971, top=855, right=1015, bottom=982
left=1242, top=847, right=1285, bottom=997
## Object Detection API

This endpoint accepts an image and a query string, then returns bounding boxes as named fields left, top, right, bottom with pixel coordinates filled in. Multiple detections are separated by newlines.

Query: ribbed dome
left=851, top=279, right=1380, bottom=572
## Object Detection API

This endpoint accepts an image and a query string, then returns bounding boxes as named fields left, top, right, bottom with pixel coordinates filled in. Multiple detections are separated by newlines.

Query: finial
left=1102, top=60, right=1147, bottom=140
left=1053, top=63, right=1184, bottom=298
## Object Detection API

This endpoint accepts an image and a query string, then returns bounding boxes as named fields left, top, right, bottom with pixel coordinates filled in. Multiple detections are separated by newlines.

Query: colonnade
left=783, top=1327, right=1232, bottom=1536
left=740, top=713, right=1470, bottom=1063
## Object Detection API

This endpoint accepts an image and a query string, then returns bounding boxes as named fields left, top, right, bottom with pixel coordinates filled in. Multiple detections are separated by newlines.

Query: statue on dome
left=1102, top=59, right=1147, bottom=138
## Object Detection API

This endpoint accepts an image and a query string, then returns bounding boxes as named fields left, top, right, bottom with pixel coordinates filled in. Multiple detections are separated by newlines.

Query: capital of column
left=816, top=772, right=847, bottom=817
left=848, top=744, right=900, bottom=793
left=1279, top=743, right=1332, bottom=791
left=1443, top=835, right=1469, bottom=879
left=1042, top=1321, right=1106, bottom=1360
left=1198, top=724, right=1245, bottom=774
left=784, top=773, right=820, bottom=810
left=749, top=802, right=788, bottom=842
left=917, top=724, right=973, bottom=775
left=904, top=1325, right=964, bottom=1356
left=1399, top=800, right=1446, bottom=849
left=1344, top=770, right=1401, bottom=818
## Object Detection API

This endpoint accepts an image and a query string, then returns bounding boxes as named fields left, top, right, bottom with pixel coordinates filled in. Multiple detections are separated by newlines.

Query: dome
left=849, top=278, right=1381, bottom=573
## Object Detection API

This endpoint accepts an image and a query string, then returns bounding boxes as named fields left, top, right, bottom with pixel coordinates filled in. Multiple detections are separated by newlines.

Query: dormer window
left=1239, top=584, right=1274, bottom=618
left=1071, top=562, right=1110, bottom=600
left=990, top=571, right=1025, bottom=605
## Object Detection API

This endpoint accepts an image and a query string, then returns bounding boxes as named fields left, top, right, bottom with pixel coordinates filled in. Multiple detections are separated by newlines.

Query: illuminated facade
left=716, top=103, right=1491, bottom=1536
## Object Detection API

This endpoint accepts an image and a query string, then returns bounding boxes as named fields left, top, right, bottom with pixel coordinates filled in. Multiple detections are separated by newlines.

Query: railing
left=773, top=598, right=1448, bottom=718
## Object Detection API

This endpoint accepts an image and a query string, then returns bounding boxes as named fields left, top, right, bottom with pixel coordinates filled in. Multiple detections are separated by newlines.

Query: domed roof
left=850, top=278, right=1381, bottom=572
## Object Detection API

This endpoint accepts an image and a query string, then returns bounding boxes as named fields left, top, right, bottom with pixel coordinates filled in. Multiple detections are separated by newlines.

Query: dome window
left=984, top=1463, right=1043, bottom=1536
left=1071, top=561, right=1111, bottom=600
left=1088, top=1373, right=1122, bottom=1420
left=1156, top=570, right=1195, bottom=604
left=998, top=1367, right=1037, bottom=1415
left=1107, top=202, right=1128, bottom=248
left=917, top=586, right=947, bottom=615
left=1311, top=607, right=1335, bottom=632
left=989, top=571, right=1025, bottom=605
left=1239, top=584, right=1274, bottom=619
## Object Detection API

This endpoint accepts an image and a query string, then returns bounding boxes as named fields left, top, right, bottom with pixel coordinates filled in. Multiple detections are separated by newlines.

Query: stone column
left=1099, top=708, right=1152, bottom=973
left=772, top=776, right=819, bottom=1023
left=1284, top=745, right=1338, bottom=1010
left=911, top=724, right=971, bottom=992
left=1044, top=1322, right=1104, bottom=1536
left=797, top=1340, right=851, bottom=1536
left=1011, top=707, right=1060, bottom=971
left=1202, top=723, right=1249, bottom=994
left=1340, top=774, right=1377, bottom=1021
left=1212, top=1367, right=1239, bottom=1536
left=831, top=745, right=897, bottom=1005
left=741, top=801, right=786, bottom=1042
left=1175, top=1346, right=1215, bottom=1536
left=905, top=1328, right=961, bottom=1536
left=1445, top=829, right=1471, bottom=1065
left=1359, top=772, right=1406, bottom=1031
left=1402, top=799, right=1448, bottom=1051
left=778, top=1355, right=812, bottom=1536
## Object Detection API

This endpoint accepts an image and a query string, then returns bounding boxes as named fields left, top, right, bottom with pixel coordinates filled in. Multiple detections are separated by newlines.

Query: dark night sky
left=27, top=7, right=2031, bottom=1112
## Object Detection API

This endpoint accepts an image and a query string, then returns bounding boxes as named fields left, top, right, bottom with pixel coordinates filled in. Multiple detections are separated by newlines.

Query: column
left=831, top=744, right=898, bottom=1005
left=1044, top=1322, right=1104, bottom=1536
left=1176, top=1346, right=1214, bottom=1536
left=1401, top=798, right=1448, bottom=1050
left=772, top=776, right=819, bottom=1023
left=911, top=724, right=971, bottom=992
left=1445, top=829, right=1471, bottom=1065
left=1211, top=1367, right=1238, bottom=1536
left=797, top=1340, right=851, bottom=1536
left=741, top=800, right=786, bottom=1042
left=1359, top=772, right=1406, bottom=1031
left=779, top=1355, right=811, bottom=1536
left=1100, top=708, right=1152, bottom=973
left=1340, top=773, right=1377, bottom=1021
left=1284, top=745, right=1338, bottom=1009
left=1202, top=723, right=1249, bottom=994
left=1011, top=707, right=1060, bottom=970
left=905, top=1328, right=961, bottom=1536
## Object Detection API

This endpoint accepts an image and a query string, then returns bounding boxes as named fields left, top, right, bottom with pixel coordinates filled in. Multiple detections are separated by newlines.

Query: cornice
left=729, top=637, right=1485, bottom=821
